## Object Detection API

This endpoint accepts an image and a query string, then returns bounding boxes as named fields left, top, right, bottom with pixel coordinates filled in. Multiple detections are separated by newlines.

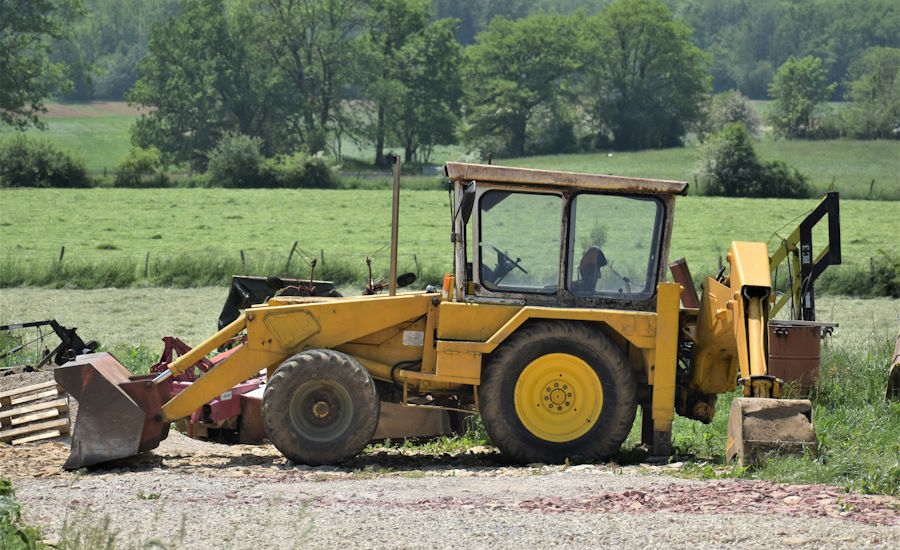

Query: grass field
left=2, top=102, right=897, bottom=199
left=508, top=139, right=900, bottom=200
left=0, top=188, right=896, bottom=289
left=0, top=102, right=142, bottom=173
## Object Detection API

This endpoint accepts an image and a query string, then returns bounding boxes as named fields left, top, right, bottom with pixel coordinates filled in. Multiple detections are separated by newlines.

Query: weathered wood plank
left=12, top=430, right=62, bottom=445
left=9, top=409, right=61, bottom=426
left=4, top=388, right=62, bottom=408
left=0, top=418, right=68, bottom=442
left=0, top=398, right=68, bottom=424
left=0, top=380, right=58, bottom=400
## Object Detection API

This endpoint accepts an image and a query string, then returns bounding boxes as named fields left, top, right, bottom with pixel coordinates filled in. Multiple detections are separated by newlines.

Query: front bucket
left=55, top=352, right=171, bottom=469
left=725, top=397, right=817, bottom=467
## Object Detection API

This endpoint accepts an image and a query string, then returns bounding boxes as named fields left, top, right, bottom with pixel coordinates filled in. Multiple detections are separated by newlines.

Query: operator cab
left=445, top=163, right=687, bottom=310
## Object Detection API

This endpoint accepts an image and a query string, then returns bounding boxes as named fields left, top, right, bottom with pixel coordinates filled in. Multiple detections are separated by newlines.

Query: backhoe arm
left=726, top=241, right=780, bottom=398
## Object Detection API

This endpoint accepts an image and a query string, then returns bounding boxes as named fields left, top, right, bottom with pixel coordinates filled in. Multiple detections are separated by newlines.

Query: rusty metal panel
left=445, top=162, right=688, bottom=195
left=54, top=353, right=146, bottom=469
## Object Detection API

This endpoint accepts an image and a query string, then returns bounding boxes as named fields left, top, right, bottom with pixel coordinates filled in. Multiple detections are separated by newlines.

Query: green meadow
left=0, top=188, right=896, bottom=290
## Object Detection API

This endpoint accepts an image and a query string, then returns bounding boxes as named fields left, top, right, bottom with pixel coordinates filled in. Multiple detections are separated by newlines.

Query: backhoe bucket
left=726, top=398, right=817, bottom=467
left=55, top=352, right=171, bottom=469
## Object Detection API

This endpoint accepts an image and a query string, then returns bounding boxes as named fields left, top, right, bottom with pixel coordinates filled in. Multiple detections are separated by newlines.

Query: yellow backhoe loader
left=56, top=162, right=836, bottom=469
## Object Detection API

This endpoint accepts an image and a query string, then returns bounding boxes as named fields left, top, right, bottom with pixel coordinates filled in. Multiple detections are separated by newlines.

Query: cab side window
left=479, top=191, right=562, bottom=293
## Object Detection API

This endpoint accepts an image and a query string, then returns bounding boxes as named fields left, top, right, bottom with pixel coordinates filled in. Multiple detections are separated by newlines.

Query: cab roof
left=444, top=162, right=688, bottom=196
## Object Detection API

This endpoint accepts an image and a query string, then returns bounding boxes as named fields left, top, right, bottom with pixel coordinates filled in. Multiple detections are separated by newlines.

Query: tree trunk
left=374, top=104, right=386, bottom=166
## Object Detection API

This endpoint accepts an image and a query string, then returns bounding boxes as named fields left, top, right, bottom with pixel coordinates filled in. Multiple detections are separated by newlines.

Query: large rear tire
left=262, top=349, right=379, bottom=465
left=479, top=322, right=636, bottom=463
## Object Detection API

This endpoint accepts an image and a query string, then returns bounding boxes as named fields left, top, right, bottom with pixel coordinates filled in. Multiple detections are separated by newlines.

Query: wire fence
left=0, top=241, right=452, bottom=289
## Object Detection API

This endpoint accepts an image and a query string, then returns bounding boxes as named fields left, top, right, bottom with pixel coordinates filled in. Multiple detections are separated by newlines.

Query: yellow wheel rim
left=514, top=353, right=603, bottom=442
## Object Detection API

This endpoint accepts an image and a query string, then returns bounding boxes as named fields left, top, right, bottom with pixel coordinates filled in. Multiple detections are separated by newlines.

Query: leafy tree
left=580, top=0, right=709, bottom=150
left=359, top=0, right=430, bottom=166
left=431, top=0, right=531, bottom=45
left=128, top=0, right=294, bottom=169
left=393, top=17, right=462, bottom=163
left=768, top=56, right=836, bottom=139
left=843, top=47, right=900, bottom=139
left=0, top=0, right=84, bottom=128
left=54, top=0, right=178, bottom=100
left=464, top=13, right=580, bottom=157
left=254, top=0, right=368, bottom=154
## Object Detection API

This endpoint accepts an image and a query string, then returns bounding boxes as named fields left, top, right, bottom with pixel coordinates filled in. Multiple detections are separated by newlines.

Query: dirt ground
left=2, top=372, right=898, bottom=548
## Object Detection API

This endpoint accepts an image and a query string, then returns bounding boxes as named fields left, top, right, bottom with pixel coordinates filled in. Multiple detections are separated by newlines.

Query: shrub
left=698, top=123, right=811, bottom=198
left=114, top=147, right=169, bottom=188
left=0, top=134, right=90, bottom=188
left=206, top=133, right=270, bottom=188
left=699, top=91, right=762, bottom=137
left=818, top=251, right=900, bottom=298
left=268, top=152, right=339, bottom=189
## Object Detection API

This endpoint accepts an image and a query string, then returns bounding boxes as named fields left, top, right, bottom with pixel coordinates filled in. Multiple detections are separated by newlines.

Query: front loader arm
left=158, top=294, right=435, bottom=421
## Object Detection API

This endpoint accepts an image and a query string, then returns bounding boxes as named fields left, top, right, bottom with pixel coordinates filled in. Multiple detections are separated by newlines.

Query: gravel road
left=3, top=431, right=898, bottom=549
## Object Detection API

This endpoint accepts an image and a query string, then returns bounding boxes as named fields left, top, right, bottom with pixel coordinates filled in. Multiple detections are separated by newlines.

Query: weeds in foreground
left=1, top=478, right=45, bottom=550
left=56, top=509, right=186, bottom=550
left=656, top=337, right=900, bottom=495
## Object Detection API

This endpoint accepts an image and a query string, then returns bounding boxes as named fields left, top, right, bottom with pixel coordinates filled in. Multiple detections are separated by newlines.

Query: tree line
left=1, top=0, right=899, bottom=176
left=34, top=0, right=900, bottom=103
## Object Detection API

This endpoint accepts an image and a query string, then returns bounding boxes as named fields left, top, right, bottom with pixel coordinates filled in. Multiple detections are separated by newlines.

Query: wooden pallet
left=0, top=380, right=69, bottom=444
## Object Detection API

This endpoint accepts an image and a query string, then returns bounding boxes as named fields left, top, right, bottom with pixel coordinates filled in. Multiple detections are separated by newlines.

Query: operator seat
left=572, top=245, right=607, bottom=295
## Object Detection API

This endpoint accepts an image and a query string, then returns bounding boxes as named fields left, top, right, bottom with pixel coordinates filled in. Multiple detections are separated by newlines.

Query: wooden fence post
left=284, top=241, right=298, bottom=275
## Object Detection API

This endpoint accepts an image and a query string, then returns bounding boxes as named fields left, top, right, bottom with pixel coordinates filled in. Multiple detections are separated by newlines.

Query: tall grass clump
left=662, top=337, right=900, bottom=495
left=754, top=338, right=900, bottom=495
left=0, top=258, right=138, bottom=288
left=0, top=251, right=448, bottom=290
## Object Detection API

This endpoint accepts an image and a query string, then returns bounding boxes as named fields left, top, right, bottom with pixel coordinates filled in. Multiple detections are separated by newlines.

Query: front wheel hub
left=514, top=353, right=603, bottom=442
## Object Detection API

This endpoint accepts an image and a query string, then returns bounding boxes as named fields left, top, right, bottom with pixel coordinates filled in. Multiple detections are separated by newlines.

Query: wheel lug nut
left=565, top=401, right=570, bottom=407
left=554, top=382, right=559, bottom=388
left=557, top=406, right=562, bottom=411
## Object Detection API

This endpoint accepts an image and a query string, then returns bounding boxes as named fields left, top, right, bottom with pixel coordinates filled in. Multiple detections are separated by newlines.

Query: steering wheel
left=489, top=245, right=528, bottom=284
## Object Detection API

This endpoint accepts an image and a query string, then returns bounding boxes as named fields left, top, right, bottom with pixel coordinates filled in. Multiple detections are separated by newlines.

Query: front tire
left=479, top=322, right=636, bottom=463
left=262, top=349, right=379, bottom=465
